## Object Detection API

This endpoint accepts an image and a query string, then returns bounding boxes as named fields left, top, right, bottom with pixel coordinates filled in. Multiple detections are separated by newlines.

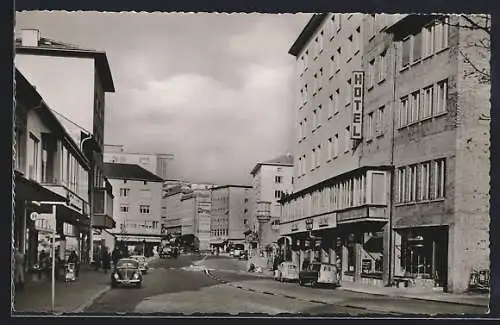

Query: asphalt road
left=85, top=255, right=488, bottom=316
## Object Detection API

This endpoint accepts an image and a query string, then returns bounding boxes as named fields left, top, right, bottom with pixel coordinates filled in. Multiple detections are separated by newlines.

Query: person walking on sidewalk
left=111, top=247, right=120, bottom=270
left=14, top=248, right=25, bottom=290
left=39, top=249, right=49, bottom=280
left=102, top=247, right=111, bottom=274
left=68, top=250, right=80, bottom=279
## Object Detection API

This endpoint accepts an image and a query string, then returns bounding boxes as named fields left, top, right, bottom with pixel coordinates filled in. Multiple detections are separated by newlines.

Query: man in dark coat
left=102, top=247, right=111, bottom=274
left=111, top=247, right=120, bottom=269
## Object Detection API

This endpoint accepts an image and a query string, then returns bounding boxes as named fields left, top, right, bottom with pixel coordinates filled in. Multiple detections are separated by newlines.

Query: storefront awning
left=115, top=235, right=161, bottom=243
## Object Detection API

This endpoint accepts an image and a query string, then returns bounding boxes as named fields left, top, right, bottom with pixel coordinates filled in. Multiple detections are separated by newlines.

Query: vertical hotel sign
left=351, top=71, right=364, bottom=140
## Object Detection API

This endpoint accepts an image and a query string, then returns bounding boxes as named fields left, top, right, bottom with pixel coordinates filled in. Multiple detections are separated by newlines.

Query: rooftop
left=250, top=153, right=294, bottom=175
left=16, top=32, right=115, bottom=92
left=211, top=184, right=253, bottom=191
left=103, top=163, right=164, bottom=182
left=288, top=14, right=328, bottom=57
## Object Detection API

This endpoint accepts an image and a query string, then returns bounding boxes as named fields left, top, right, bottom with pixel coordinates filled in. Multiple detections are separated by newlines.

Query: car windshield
left=117, top=260, right=139, bottom=268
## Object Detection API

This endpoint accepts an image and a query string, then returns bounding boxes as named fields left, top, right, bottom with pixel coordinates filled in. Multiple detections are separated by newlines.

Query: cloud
left=15, top=11, right=310, bottom=184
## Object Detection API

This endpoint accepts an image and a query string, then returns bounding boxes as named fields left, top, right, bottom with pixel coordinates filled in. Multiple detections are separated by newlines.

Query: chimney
left=21, top=29, right=40, bottom=47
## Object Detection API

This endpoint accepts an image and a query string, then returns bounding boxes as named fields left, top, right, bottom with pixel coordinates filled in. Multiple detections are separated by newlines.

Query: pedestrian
left=102, top=247, right=111, bottom=274
left=14, top=248, right=25, bottom=290
left=94, top=246, right=101, bottom=271
left=111, top=247, right=120, bottom=269
left=39, top=249, right=49, bottom=280
left=68, top=250, right=79, bottom=279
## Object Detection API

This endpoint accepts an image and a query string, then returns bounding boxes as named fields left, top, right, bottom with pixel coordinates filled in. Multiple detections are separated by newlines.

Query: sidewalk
left=13, top=265, right=111, bottom=314
left=339, top=281, right=489, bottom=308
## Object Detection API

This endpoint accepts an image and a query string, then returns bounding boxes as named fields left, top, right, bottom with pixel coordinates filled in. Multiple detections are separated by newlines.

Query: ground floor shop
left=113, top=234, right=161, bottom=257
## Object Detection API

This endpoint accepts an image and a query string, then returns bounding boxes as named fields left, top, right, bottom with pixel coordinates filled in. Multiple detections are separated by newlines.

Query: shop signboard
left=67, top=192, right=84, bottom=213
left=318, top=215, right=329, bottom=227
left=305, top=218, right=313, bottom=231
left=351, top=71, right=364, bottom=140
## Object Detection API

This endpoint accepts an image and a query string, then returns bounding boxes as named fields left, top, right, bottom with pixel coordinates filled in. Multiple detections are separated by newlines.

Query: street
left=84, top=255, right=488, bottom=315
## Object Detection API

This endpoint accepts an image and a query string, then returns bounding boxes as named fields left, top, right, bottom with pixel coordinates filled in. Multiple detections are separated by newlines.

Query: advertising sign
left=351, top=71, right=364, bottom=140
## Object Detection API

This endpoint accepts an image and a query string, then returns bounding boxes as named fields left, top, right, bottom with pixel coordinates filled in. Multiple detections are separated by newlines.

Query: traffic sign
left=30, top=212, right=39, bottom=221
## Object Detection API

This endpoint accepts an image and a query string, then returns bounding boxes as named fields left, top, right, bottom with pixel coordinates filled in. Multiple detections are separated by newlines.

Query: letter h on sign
left=351, top=71, right=364, bottom=140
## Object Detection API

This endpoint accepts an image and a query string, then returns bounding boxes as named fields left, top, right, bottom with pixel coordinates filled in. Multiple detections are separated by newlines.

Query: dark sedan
left=111, top=258, right=143, bottom=288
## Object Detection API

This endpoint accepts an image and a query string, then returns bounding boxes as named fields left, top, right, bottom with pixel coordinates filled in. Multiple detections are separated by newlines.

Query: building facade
left=178, top=189, right=212, bottom=251
left=280, top=14, right=490, bottom=293
left=15, top=29, right=116, bottom=262
left=103, top=163, right=163, bottom=255
left=104, top=144, right=174, bottom=180
left=14, top=69, right=93, bottom=275
left=250, top=154, right=294, bottom=250
left=210, top=185, right=252, bottom=251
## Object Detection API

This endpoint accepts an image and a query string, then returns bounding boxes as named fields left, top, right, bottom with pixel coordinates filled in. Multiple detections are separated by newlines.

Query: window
left=434, top=159, right=446, bottom=199
left=140, top=189, right=151, bottom=199
left=420, top=162, right=431, bottom=201
left=402, top=37, right=411, bottom=67
left=399, top=97, right=409, bottom=128
left=304, top=84, right=308, bottom=103
left=143, top=181, right=148, bottom=185
left=318, top=68, right=324, bottom=91
left=120, top=188, right=130, bottom=197
left=378, top=51, right=387, bottom=82
left=435, top=18, right=449, bottom=51
left=408, top=165, right=418, bottom=202
left=376, top=106, right=385, bottom=136
left=275, top=190, right=282, bottom=199
left=344, top=126, right=351, bottom=153
left=328, top=94, right=334, bottom=118
left=423, top=24, right=434, bottom=57
left=316, top=145, right=321, bottom=168
left=304, top=118, right=308, bottom=137
left=329, top=56, right=336, bottom=77
left=302, top=154, right=306, bottom=175
left=313, top=73, right=318, bottom=95
left=313, top=109, right=318, bottom=130
left=317, top=105, right=322, bottom=127
left=368, top=59, right=375, bottom=89
left=412, top=32, right=422, bottom=62
left=397, top=167, right=407, bottom=203
left=318, top=30, right=324, bottom=54
left=435, top=79, right=448, bottom=115
left=139, top=205, right=150, bottom=214
left=311, top=149, right=316, bottom=170
left=299, top=121, right=303, bottom=140
left=28, top=133, right=39, bottom=180
left=347, top=34, right=353, bottom=59
left=410, top=91, right=420, bottom=124
left=367, top=14, right=376, bottom=39
left=422, top=86, right=434, bottom=119
left=367, top=112, right=374, bottom=139
left=275, top=176, right=282, bottom=184
left=120, top=205, right=129, bottom=213
left=371, top=172, right=386, bottom=204
left=327, top=138, right=333, bottom=161
left=335, top=89, right=340, bottom=113
left=333, top=134, right=339, bottom=158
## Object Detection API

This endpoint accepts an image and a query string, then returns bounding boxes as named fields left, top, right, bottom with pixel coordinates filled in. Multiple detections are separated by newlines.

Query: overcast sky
left=15, top=11, right=310, bottom=185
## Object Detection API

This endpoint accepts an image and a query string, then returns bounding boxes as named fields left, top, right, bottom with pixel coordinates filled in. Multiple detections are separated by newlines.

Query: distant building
left=178, top=189, right=212, bottom=251
left=104, top=144, right=174, bottom=180
left=210, top=185, right=252, bottom=251
left=104, top=163, right=163, bottom=255
left=250, top=154, right=294, bottom=251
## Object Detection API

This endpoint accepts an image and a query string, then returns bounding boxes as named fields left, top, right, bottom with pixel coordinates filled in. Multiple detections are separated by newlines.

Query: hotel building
left=280, top=14, right=490, bottom=293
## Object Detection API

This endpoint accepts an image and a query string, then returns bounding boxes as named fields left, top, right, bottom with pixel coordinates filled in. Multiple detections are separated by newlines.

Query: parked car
left=229, top=249, right=235, bottom=257
left=111, top=258, right=143, bottom=288
left=298, top=262, right=339, bottom=288
left=274, top=262, right=299, bottom=282
left=130, top=255, right=149, bottom=274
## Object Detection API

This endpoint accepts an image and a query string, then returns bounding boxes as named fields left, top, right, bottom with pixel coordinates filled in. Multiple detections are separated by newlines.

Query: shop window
left=402, top=230, right=433, bottom=278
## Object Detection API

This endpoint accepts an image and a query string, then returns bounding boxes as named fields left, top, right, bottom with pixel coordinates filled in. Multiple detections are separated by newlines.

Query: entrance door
left=433, top=228, right=449, bottom=291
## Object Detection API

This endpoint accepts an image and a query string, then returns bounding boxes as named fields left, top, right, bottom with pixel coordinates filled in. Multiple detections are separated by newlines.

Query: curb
left=71, top=285, right=110, bottom=313
left=338, top=287, right=488, bottom=308
left=205, top=269, right=487, bottom=309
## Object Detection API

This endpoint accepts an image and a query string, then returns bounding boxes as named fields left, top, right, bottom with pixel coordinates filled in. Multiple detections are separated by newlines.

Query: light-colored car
left=130, top=255, right=149, bottom=274
left=274, top=262, right=299, bottom=282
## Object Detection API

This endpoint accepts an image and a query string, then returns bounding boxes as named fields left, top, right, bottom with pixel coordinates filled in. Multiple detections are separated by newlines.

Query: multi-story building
left=210, top=185, right=252, bottom=251
left=104, top=144, right=174, bottom=180
left=250, top=154, right=294, bottom=250
left=103, top=163, right=163, bottom=255
left=178, top=188, right=212, bottom=251
left=14, top=69, right=94, bottom=273
left=280, top=13, right=490, bottom=293
left=162, top=186, right=185, bottom=236
left=15, top=29, right=116, bottom=262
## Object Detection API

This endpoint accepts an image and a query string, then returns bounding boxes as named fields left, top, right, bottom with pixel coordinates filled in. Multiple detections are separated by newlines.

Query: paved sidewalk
left=339, top=281, right=489, bottom=308
left=13, top=266, right=111, bottom=314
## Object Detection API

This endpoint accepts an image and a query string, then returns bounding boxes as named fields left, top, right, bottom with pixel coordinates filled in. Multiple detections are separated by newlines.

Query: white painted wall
left=16, top=54, right=95, bottom=145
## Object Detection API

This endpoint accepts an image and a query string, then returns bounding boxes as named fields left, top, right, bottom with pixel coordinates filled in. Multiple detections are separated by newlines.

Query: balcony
left=93, top=180, right=115, bottom=229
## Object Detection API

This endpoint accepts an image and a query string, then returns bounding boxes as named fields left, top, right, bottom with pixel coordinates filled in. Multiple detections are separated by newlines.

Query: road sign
left=30, top=212, right=39, bottom=221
